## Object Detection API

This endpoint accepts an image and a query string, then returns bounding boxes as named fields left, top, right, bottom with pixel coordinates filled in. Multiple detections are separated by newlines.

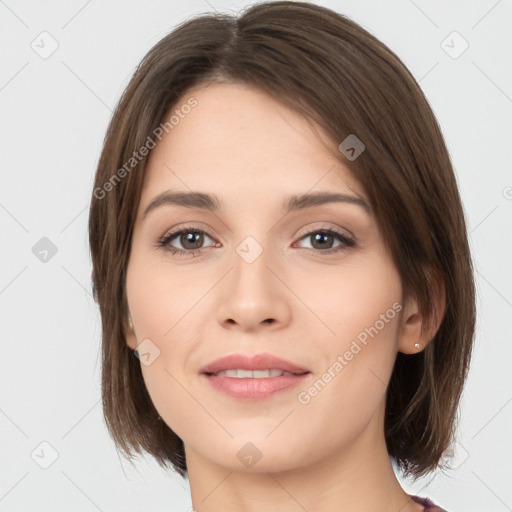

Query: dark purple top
left=411, top=495, right=448, bottom=511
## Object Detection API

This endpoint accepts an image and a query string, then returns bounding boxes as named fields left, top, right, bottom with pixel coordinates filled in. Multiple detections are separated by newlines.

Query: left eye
left=294, top=229, right=354, bottom=252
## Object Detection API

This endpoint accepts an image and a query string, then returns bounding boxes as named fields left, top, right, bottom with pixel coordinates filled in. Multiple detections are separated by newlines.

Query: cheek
left=297, top=255, right=403, bottom=350
left=293, top=310, right=401, bottom=457
left=293, top=258, right=402, bottom=415
left=125, top=246, right=211, bottom=433
left=126, top=243, right=209, bottom=339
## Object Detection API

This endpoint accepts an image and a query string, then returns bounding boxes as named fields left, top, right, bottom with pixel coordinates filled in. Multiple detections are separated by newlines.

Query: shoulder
left=410, top=494, right=449, bottom=511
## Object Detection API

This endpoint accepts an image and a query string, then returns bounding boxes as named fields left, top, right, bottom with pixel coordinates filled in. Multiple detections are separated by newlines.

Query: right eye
left=157, top=226, right=218, bottom=257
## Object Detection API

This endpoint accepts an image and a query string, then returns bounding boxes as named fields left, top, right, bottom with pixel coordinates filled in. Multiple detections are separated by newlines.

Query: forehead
left=140, top=82, right=365, bottom=207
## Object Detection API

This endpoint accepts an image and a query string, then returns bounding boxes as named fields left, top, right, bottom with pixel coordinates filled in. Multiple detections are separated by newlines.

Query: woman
left=88, top=2, right=475, bottom=510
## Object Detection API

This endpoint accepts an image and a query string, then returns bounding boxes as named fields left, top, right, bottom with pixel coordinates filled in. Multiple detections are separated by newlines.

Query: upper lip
left=200, top=352, right=310, bottom=375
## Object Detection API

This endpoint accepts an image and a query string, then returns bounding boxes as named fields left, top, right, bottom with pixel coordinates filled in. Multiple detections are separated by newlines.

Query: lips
left=199, top=352, right=310, bottom=376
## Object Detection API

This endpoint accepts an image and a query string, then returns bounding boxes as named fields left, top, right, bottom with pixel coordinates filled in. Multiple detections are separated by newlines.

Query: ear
left=124, top=312, right=138, bottom=351
left=398, top=270, right=446, bottom=354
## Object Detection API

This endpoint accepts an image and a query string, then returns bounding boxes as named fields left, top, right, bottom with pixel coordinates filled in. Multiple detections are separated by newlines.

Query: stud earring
left=414, top=342, right=420, bottom=350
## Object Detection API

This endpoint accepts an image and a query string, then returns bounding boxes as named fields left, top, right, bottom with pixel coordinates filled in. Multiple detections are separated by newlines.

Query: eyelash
left=156, top=224, right=356, bottom=258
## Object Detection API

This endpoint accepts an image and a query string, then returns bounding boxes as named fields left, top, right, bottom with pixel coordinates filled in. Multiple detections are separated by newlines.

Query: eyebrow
left=142, top=190, right=370, bottom=219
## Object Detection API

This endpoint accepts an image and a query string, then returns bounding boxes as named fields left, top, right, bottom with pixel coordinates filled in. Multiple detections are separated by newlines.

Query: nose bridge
left=230, top=233, right=274, bottom=300
left=216, top=232, right=290, bottom=330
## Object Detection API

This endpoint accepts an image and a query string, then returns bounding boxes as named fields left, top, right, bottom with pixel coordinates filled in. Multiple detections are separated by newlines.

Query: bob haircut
left=88, top=0, right=476, bottom=479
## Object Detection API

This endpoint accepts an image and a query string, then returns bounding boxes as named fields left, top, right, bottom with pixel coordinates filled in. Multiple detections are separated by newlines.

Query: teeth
left=213, top=368, right=297, bottom=378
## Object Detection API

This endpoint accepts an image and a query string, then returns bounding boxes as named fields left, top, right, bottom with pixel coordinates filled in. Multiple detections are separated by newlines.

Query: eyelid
left=158, top=223, right=217, bottom=246
left=161, top=222, right=215, bottom=238
left=294, top=222, right=354, bottom=241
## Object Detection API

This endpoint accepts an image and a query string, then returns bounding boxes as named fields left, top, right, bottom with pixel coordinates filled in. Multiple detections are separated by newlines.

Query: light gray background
left=1, top=0, right=511, bottom=511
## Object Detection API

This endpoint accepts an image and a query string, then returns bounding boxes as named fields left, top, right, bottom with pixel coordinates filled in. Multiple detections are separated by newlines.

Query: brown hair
left=88, top=0, right=475, bottom=479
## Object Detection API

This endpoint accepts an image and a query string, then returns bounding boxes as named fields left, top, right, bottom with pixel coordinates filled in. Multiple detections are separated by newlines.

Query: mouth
left=199, top=353, right=311, bottom=400
left=204, top=368, right=308, bottom=378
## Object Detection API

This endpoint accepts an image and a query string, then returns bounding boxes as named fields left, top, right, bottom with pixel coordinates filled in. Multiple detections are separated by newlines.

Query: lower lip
left=201, top=373, right=310, bottom=400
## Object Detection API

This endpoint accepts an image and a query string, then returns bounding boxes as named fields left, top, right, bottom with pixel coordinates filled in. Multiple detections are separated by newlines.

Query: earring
left=414, top=342, right=420, bottom=350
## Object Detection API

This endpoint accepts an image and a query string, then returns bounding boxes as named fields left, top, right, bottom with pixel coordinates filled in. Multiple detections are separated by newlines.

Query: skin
left=124, top=82, right=440, bottom=512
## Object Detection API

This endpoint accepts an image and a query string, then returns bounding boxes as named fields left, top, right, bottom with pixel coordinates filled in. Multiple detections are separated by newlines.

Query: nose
left=216, top=239, right=291, bottom=332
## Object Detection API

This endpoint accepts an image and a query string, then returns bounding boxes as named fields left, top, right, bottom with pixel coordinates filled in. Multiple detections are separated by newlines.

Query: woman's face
left=125, top=82, right=412, bottom=473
